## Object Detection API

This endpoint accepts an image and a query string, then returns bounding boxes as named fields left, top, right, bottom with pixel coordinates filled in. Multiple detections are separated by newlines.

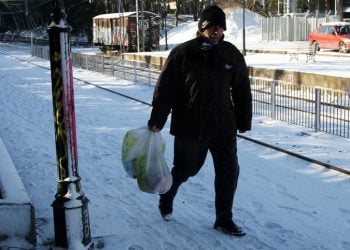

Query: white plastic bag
left=121, top=126, right=173, bottom=194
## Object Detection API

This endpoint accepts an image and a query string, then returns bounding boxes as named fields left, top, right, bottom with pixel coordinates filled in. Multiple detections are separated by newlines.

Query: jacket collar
left=196, top=34, right=224, bottom=51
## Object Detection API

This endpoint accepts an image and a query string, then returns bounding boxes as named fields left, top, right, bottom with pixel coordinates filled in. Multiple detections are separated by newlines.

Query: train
left=93, top=11, right=161, bottom=53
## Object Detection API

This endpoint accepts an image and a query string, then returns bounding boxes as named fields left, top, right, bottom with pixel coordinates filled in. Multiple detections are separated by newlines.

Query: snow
left=161, top=7, right=262, bottom=49
left=0, top=7, right=350, bottom=250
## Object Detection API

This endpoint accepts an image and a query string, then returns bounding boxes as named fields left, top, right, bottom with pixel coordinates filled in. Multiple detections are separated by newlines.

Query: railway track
left=2, top=45, right=349, bottom=176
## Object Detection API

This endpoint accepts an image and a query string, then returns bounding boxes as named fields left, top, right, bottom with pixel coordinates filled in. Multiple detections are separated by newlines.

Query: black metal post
left=48, top=0, right=92, bottom=248
left=162, top=1, right=168, bottom=50
left=242, top=0, right=246, bottom=56
left=165, top=16, right=168, bottom=50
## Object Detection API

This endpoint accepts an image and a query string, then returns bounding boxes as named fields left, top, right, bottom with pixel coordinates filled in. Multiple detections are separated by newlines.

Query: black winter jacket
left=148, top=35, right=252, bottom=140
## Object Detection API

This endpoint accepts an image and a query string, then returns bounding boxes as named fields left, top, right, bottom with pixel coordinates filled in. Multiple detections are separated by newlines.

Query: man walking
left=148, top=5, right=252, bottom=236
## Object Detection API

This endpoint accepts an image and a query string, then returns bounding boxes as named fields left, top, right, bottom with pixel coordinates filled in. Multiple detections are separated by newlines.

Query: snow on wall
left=0, top=137, right=36, bottom=245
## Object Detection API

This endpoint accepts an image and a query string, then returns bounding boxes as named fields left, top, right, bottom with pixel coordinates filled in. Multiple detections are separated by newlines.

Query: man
left=148, top=5, right=252, bottom=237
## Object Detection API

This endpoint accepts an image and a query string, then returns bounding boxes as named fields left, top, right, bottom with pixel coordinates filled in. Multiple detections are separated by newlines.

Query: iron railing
left=251, top=78, right=350, bottom=138
left=32, top=46, right=350, bottom=138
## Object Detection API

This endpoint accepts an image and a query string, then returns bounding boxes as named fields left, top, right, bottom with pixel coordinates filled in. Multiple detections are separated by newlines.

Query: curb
left=0, top=137, right=36, bottom=247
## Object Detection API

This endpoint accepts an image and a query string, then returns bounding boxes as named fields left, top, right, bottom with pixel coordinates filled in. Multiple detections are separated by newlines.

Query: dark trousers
left=160, top=136, right=240, bottom=221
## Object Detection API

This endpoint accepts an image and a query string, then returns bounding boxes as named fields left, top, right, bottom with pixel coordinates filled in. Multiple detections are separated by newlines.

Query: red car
left=308, top=22, right=350, bottom=53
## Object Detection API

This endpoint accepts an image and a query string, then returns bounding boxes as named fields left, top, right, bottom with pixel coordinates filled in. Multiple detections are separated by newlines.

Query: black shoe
left=213, top=219, right=246, bottom=237
left=158, top=202, right=173, bottom=221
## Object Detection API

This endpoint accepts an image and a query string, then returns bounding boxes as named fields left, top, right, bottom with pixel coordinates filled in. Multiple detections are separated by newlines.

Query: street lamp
left=48, top=0, right=92, bottom=248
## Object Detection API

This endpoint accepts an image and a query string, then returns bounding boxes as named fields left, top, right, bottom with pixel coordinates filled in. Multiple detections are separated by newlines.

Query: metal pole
left=165, top=14, right=168, bottom=50
left=315, top=88, right=321, bottom=132
left=242, top=0, right=246, bottom=56
left=31, top=31, right=34, bottom=56
left=141, top=0, right=145, bottom=51
left=271, top=81, right=276, bottom=119
left=48, top=0, right=92, bottom=248
left=148, top=64, right=151, bottom=85
left=136, top=0, right=140, bottom=53
left=134, top=61, right=137, bottom=82
left=163, top=1, right=168, bottom=50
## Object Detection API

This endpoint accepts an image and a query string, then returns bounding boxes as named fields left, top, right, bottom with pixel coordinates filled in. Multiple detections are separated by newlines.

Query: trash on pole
left=48, top=0, right=92, bottom=248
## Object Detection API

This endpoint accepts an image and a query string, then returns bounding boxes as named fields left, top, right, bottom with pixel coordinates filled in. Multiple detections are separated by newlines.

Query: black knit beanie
left=198, top=5, right=226, bottom=32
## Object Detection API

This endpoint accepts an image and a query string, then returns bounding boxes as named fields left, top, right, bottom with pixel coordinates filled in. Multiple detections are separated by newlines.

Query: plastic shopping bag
left=121, top=126, right=173, bottom=194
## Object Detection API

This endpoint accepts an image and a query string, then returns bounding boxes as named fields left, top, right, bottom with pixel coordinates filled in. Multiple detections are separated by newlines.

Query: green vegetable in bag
left=121, top=127, right=172, bottom=194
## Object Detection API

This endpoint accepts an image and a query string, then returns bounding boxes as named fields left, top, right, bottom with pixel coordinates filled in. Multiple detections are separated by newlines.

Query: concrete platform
left=0, top=137, right=36, bottom=247
left=123, top=51, right=350, bottom=91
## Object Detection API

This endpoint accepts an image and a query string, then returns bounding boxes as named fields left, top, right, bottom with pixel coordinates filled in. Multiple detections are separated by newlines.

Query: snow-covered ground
left=1, top=7, right=350, bottom=250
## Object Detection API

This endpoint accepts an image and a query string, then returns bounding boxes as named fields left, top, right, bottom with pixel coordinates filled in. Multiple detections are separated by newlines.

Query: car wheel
left=339, top=42, right=348, bottom=53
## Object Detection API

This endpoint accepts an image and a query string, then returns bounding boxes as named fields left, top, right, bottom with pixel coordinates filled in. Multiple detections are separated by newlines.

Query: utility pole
left=242, top=0, right=246, bottom=56
left=48, top=0, right=92, bottom=248
left=338, top=0, right=343, bottom=21
left=136, top=0, right=140, bottom=52
left=162, top=0, right=168, bottom=50
left=141, top=0, right=145, bottom=51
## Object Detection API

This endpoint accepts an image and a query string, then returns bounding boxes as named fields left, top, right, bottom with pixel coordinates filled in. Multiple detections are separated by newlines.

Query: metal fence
left=71, top=52, right=160, bottom=86
left=32, top=46, right=350, bottom=138
left=252, top=78, right=350, bottom=138
left=261, top=15, right=339, bottom=41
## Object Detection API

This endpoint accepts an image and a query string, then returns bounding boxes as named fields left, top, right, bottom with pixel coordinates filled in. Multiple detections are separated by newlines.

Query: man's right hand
left=149, top=125, right=160, bottom=132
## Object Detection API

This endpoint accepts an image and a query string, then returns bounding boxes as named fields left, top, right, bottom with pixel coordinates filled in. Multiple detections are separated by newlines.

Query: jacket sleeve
left=231, top=53, right=252, bottom=132
left=148, top=49, right=180, bottom=130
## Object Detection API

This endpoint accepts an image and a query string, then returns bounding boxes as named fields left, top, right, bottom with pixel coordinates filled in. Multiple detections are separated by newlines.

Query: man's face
left=202, top=25, right=224, bottom=45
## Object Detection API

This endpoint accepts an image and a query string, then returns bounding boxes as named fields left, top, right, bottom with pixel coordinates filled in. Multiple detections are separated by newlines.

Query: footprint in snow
left=275, top=184, right=299, bottom=201
left=338, top=208, right=350, bottom=229
left=341, top=241, right=350, bottom=250
left=128, top=244, right=144, bottom=250
left=251, top=200, right=264, bottom=213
